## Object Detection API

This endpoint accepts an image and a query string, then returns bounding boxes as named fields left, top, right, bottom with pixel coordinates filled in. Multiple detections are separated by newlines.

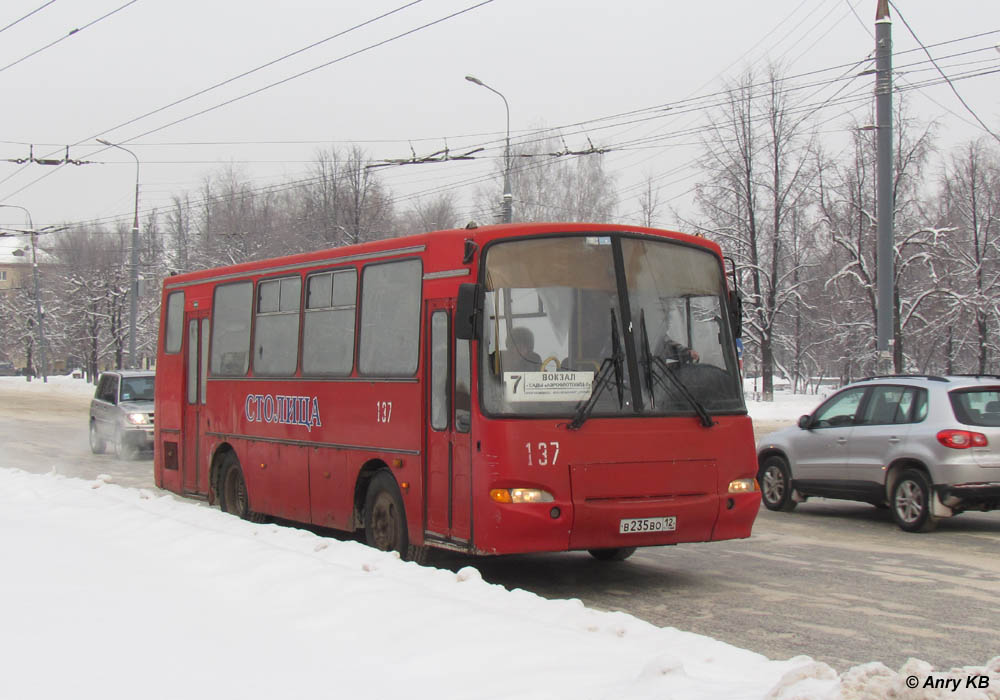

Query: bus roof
left=162, top=222, right=720, bottom=291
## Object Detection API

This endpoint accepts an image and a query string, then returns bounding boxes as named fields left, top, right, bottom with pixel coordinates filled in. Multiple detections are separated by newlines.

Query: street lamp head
left=465, top=75, right=484, bottom=87
left=11, top=248, right=25, bottom=257
left=96, top=138, right=113, bottom=147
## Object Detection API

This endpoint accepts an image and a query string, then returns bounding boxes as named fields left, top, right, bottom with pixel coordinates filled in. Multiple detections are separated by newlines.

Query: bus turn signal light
left=489, top=488, right=554, bottom=504
left=728, top=478, right=758, bottom=494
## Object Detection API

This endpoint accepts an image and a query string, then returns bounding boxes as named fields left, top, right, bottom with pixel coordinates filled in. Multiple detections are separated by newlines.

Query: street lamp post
left=97, top=138, right=141, bottom=369
left=465, top=75, right=512, bottom=223
left=0, top=204, right=47, bottom=383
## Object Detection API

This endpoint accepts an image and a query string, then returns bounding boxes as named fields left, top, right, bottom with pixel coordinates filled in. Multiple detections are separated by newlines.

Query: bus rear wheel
left=588, top=547, right=637, bottom=561
left=364, top=472, right=426, bottom=563
left=220, top=455, right=265, bottom=523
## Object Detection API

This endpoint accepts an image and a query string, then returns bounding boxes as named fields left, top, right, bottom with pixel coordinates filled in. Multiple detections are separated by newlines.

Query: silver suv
left=89, top=370, right=155, bottom=459
left=757, top=375, right=1000, bottom=532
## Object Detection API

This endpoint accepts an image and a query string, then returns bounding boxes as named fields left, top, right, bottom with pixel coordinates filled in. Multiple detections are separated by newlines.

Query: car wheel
left=89, top=421, right=106, bottom=454
left=588, top=547, right=637, bottom=561
left=891, top=469, right=937, bottom=533
left=364, top=472, right=426, bottom=563
left=758, top=456, right=797, bottom=512
left=219, top=455, right=266, bottom=523
left=113, top=428, right=136, bottom=461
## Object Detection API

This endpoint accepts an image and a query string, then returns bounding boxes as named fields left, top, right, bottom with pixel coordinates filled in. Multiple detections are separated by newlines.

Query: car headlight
left=126, top=413, right=149, bottom=425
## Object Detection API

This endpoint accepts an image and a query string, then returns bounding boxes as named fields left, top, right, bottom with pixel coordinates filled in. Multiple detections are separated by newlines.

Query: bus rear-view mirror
left=455, top=283, right=482, bottom=340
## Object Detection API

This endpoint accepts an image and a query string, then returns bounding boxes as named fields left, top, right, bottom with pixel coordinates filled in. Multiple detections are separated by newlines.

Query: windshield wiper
left=639, top=310, right=715, bottom=428
left=568, top=309, right=625, bottom=430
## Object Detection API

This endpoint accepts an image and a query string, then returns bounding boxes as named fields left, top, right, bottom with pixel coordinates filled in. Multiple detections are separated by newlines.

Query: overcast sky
left=0, top=0, right=998, bottom=245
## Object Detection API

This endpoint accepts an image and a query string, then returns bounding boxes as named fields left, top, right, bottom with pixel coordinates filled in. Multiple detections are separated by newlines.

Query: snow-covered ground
left=1, top=375, right=997, bottom=699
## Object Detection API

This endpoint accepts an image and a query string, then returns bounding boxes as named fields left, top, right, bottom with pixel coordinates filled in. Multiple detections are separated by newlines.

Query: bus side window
left=358, top=259, right=422, bottom=377
left=164, top=291, right=184, bottom=354
left=253, top=276, right=301, bottom=377
left=455, top=338, right=471, bottom=432
left=302, top=269, right=357, bottom=376
left=210, top=281, right=253, bottom=377
left=430, top=311, right=449, bottom=431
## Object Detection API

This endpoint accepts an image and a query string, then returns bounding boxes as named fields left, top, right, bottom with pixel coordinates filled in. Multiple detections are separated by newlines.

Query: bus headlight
left=728, top=478, right=758, bottom=494
left=490, top=488, right=554, bottom=504
left=126, top=413, right=149, bottom=425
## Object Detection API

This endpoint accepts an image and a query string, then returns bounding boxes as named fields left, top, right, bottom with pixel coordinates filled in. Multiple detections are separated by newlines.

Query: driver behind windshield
left=656, top=335, right=699, bottom=364
left=505, top=327, right=542, bottom=371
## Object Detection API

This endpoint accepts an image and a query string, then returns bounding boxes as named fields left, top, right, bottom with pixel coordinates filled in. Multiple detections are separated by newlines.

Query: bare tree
left=340, top=146, right=393, bottom=245
left=475, top=132, right=618, bottom=224
left=400, top=192, right=460, bottom=233
left=295, top=148, right=344, bottom=248
left=937, top=138, right=1000, bottom=372
left=637, top=173, right=663, bottom=228
left=0, top=279, right=39, bottom=375
left=817, top=102, right=938, bottom=376
left=45, top=226, right=131, bottom=374
left=693, top=66, right=816, bottom=399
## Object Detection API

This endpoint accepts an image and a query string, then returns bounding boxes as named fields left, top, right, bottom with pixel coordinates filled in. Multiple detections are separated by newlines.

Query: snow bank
left=1, top=469, right=996, bottom=699
left=747, top=393, right=822, bottom=423
left=0, top=372, right=96, bottom=398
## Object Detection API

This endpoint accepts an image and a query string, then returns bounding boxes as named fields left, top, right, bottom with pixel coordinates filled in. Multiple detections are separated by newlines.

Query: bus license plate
left=619, top=517, right=676, bottom=534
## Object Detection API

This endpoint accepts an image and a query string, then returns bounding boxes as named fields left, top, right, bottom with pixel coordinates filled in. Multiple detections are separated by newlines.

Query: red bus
left=154, top=222, right=760, bottom=561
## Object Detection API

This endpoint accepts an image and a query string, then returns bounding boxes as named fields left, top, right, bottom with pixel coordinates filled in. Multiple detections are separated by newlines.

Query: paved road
left=435, top=502, right=1000, bottom=672
left=3, top=386, right=998, bottom=672
left=1, top=384, right=154, bottom=489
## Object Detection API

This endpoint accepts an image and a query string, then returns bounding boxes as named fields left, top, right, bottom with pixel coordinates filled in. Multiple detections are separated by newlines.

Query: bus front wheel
left=364, top=471, right=427, bottom=563
left=588, top=547, right=637, bottom=561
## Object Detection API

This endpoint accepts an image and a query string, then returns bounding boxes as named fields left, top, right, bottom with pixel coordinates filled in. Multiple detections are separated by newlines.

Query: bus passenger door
left=182, top=310, right=210, bottom=495
left=424, top=301, right=472, bottom=546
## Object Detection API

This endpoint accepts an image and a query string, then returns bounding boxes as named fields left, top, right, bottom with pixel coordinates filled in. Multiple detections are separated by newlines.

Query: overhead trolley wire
left=96, top=0, right=497, bottom=148
left=8, top=9, right=998, bottom=229
left=92, top=0, right=427, bottom=145
left=49, top=51, right=995, bottom=234
left=0, top=0, right=430, bottom=192
left=0, top=0, right=57, bottom=36
left=0, top=0, right=497, bottom=202
left=889, top=0, right=1000, bottom=146
left=0, top=0, right=139, bottom=75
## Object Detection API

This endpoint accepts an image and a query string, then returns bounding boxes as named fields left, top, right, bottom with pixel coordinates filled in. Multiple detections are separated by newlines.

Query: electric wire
left=0, top=0, right=139, bottom=75
left=0, top=0, right=498, bottom=202
left=24, top=58, right=990, bottom=234
left=0, top=0, right=57, bottom=36
left=4, top=29, right=993, bottom=173
left=0, top=0, right=433, bottom=191
left=25, top=57, right=992, bottom=235
left=7, top=15, right=998, bottom=230
left=92, top=0, right=427, bottom=145
left=888, top=0, right=1000, bottom=146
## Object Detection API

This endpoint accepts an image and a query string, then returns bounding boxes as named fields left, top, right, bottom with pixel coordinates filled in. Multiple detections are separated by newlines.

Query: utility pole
left=875, top=0, right=894, bottom=373
left=98, top=139, right=141, bottom=369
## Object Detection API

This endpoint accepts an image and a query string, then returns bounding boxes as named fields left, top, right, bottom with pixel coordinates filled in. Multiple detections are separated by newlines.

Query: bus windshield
left=480, top=234, right=744, bottom=418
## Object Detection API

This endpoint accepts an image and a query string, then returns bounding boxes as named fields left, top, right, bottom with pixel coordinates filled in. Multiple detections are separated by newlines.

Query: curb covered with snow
left=1, top=469, right=997, bottom=699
